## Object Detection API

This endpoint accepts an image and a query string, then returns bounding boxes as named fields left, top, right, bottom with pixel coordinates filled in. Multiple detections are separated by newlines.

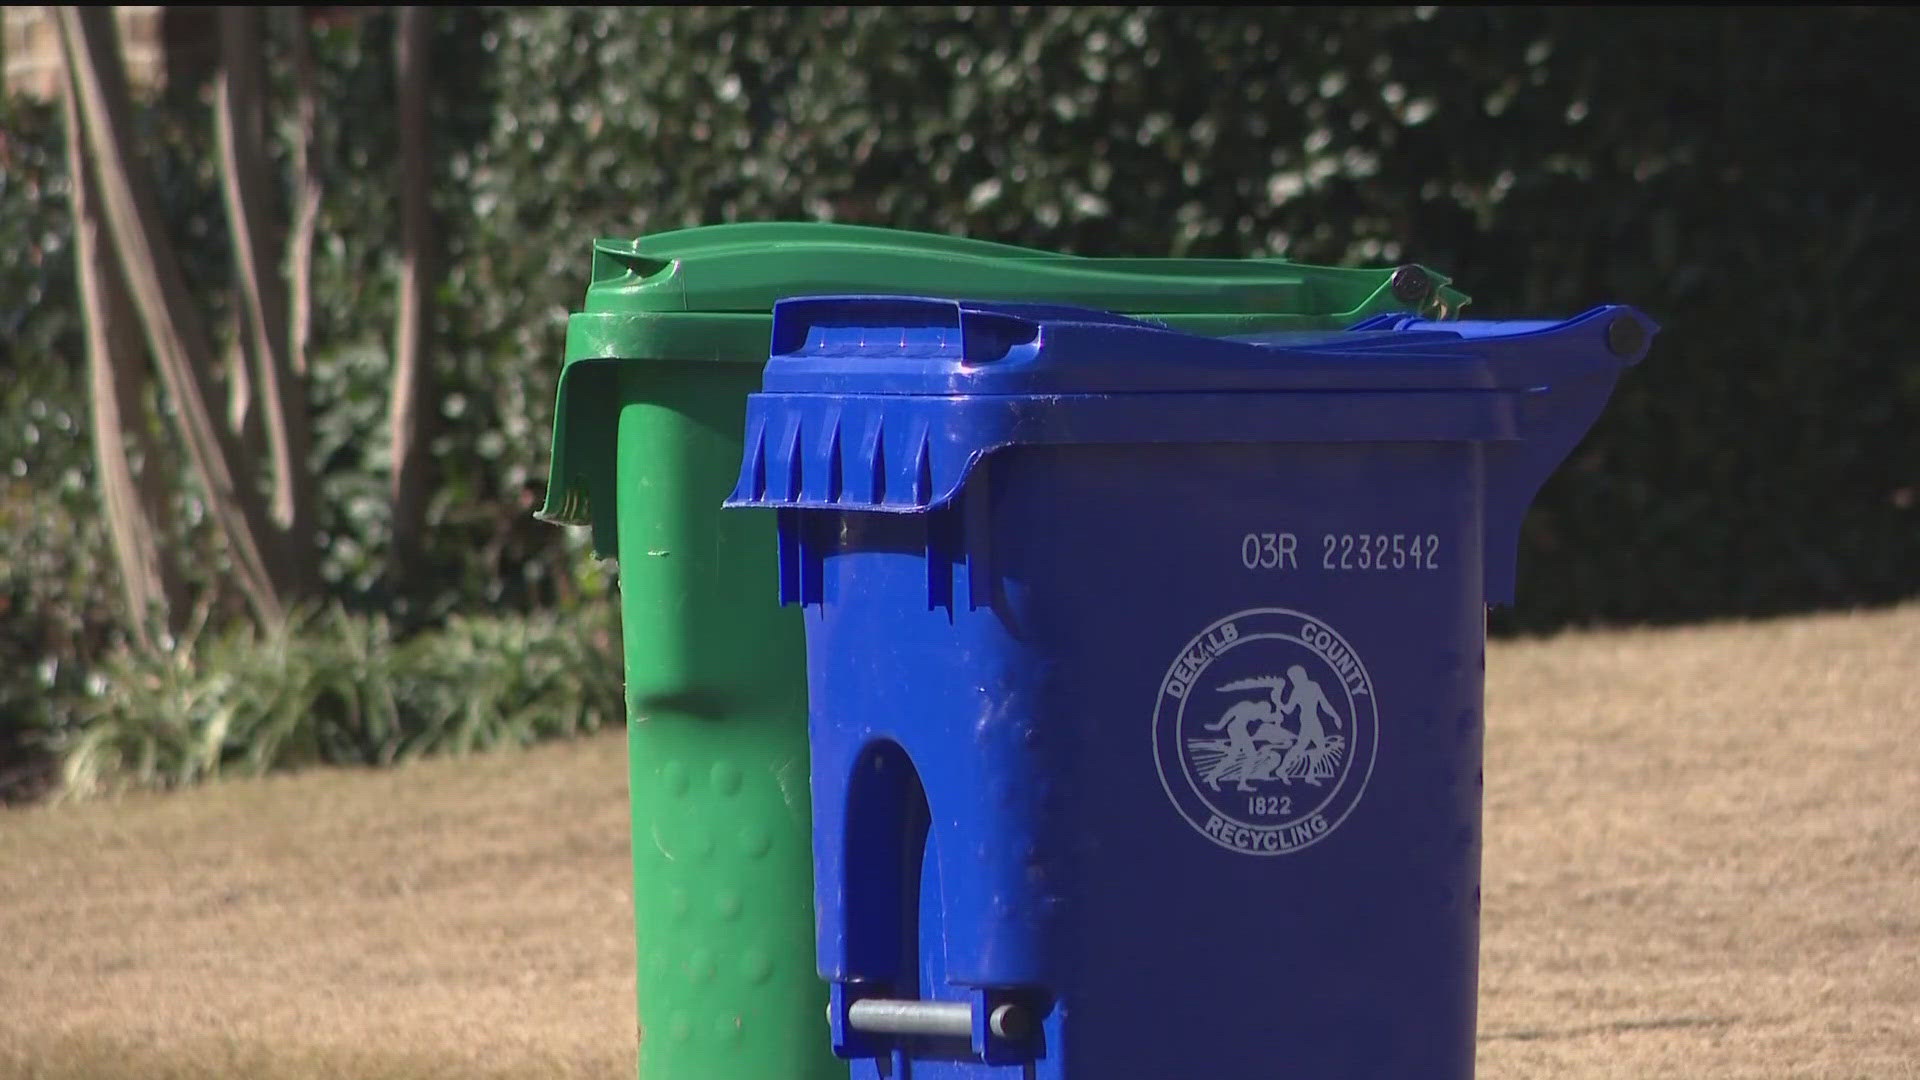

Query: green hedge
left=456, top=5, right=1919, bottom=630
left=58, top=603, right=623, bottom=799
left=5, top=4, right=1916, bottom=659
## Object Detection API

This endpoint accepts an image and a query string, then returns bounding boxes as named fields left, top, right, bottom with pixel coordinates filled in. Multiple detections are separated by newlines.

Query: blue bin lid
left=726, top=295, right=1657, bottom=607
left=758, top=295, right=1655, bottom=397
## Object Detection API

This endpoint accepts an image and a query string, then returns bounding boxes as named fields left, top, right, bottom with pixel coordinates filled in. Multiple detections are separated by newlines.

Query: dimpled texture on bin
left=535, top=222, right=1470, bottom=1080
left=724, top=296, right=1655, bottom=1079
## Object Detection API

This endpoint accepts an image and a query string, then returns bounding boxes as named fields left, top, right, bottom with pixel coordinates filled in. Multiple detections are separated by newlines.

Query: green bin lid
left=542, top=221, right=1470, bottom=540
left=571, top=222, right=1465, bottom=356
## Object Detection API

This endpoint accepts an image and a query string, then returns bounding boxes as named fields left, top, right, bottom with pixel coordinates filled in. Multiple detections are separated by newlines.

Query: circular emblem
left=1152, top=608, right=1378, bottom=856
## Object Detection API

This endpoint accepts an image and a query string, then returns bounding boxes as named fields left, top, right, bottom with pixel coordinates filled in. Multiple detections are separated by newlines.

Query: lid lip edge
left=722, top=387, right=1534, bottom=518
left=588, top=238, right=1453, bottom=315
left=748, top=384, right=1534, bottom=398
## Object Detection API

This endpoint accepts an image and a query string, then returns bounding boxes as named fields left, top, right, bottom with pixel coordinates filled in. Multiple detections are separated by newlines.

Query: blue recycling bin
left=723, top=296, right=1656, bottom=1079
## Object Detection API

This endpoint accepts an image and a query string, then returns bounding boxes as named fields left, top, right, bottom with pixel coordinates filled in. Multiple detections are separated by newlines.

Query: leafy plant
left=57, top=603, right=623, bottom=799
left=394, top=609, right=624, bottom=759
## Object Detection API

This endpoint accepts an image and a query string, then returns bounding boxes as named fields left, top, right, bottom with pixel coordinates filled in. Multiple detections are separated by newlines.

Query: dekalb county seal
left=1152, top=608, right=1379, bottom=856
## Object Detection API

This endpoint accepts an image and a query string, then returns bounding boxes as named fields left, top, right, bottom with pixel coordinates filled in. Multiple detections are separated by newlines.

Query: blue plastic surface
left=759, top=296, right=1617, bottom=396
left=723, top=298, right=1654, bottom=1079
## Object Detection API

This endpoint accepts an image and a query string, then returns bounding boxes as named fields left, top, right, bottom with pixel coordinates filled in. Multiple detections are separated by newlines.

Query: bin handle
left=839, top=997, right=1032, bottom=1040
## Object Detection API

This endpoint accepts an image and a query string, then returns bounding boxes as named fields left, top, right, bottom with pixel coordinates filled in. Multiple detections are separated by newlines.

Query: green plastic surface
left=537, top=222, right=1469, bottom=1080
left=611, top=364, right=823, bottom=1078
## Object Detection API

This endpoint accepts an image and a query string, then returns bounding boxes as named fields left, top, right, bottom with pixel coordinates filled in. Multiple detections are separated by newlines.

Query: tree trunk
left=286, top=7, right=322, bottom=380
left=388, top=5, right=437, bottom=583
left=225, top=308, right=264, bottom=458
left=62, top=57, right=185, bottom=649
left=55, top=5, right=298, bottom=627
left=214, top=5, right=318, bottom=590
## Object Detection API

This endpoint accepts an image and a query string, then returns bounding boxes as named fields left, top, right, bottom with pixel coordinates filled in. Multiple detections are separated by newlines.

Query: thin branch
left=56, top=5, right=295, bottom=626
left=388, top=5, right=438, bottom=582
left=62, top=56, right=185, bottom=646
left=214, top=4, right=318, bottom=585
left=286, top=5, right=322, bottom=380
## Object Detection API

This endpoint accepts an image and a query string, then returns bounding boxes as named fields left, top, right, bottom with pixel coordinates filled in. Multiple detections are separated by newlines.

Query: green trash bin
left=537, top=222, right=1468, bottom=1080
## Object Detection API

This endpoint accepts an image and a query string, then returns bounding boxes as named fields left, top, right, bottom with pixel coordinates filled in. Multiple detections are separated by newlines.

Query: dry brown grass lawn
left=3, top=603, right=1917, bottom=1079
left=0, top=734, right=637, bottom=1080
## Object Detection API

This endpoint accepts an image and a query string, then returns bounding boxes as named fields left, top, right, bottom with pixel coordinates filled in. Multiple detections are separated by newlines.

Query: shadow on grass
left=0, top=1032, right=625, bottom=1080
left=1481, top=1015, right=1745, bottom=1043
left=1488, top=592, right=1920, bottom=643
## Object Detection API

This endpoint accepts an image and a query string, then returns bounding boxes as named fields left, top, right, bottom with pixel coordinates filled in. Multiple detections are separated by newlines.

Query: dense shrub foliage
left=4, top=6, right=1915, bottom=795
